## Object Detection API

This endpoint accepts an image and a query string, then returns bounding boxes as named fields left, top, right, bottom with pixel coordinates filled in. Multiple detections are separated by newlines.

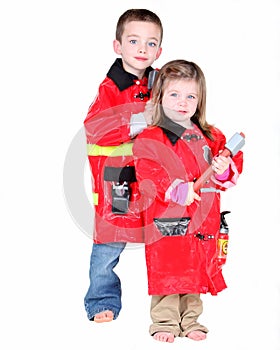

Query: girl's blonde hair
left=151, top=59, right=213, bottom=139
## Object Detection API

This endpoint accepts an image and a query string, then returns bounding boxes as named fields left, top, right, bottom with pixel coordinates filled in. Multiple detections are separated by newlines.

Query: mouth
left=135, top=56, right=148, bottom=61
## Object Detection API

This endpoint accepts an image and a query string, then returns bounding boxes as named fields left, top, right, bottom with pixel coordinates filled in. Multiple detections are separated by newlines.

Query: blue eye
left=148, top=42, right=157, bottom=47
left=170, top=93, right=178, bottom=97
left=130, top=39, right=137, bottom=44
left=188, top=95, right=195, bottom=99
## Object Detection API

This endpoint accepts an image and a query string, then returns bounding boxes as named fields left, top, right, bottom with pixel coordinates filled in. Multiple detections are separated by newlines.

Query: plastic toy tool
left=148, top=70, right=158, bottom=89
left=194, top=132, right=245, bottom=192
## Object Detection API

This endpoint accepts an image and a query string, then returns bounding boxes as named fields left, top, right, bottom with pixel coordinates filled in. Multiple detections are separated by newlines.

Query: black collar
left=107, top=58, right=154, bottom=91
left=159, top=115, right=186, bottom=145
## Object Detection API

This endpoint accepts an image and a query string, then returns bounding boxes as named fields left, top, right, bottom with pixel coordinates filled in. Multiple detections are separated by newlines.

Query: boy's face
left=113, top=21, right=162, bottom=78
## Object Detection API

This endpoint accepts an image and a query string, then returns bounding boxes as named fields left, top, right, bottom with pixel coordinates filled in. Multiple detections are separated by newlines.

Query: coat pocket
left=104, top=166, right=137, bottom=214
left=153, top=217, right=191, bottom=236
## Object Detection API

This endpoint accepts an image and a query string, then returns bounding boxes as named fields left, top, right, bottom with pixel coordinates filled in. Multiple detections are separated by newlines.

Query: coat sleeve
left=209, top=127, right=244, bottom=189
left=84, top=81, right=131, bottom=146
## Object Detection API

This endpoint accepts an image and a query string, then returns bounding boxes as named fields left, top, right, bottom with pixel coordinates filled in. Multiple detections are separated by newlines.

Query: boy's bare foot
left=93, top=310, right=114, bottom=323
left=153, top=332, right=175, bottom=343
left=186, top=330, right=207, bottom=341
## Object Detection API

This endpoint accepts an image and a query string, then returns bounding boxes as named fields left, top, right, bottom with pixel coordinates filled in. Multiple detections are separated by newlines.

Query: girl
left=133, top=60, right=243, bottom=342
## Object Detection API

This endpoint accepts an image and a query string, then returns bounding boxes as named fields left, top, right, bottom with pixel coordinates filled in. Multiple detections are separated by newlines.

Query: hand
left=184, top=182, right=201, bottom=206
left=211, top=153, right=230, bottom=175
left=143, top=100, right=154, bottom=125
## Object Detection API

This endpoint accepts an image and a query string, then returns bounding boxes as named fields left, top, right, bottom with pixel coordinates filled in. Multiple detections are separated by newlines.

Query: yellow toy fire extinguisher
left=217, top=211, right=231, bottom=267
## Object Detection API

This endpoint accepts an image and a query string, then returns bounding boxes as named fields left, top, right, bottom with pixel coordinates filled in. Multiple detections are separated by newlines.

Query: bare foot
left=153, top=332, right=175, bottom=343
left=93, top=310, right=114, bottom=323
left=187, top=330, right=207, bottom=341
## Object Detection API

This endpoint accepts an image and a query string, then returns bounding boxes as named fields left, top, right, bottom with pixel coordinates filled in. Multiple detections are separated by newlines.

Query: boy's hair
left=116, top=9, right=163, bottom=45
left=151, top=59, right=213, bottom=140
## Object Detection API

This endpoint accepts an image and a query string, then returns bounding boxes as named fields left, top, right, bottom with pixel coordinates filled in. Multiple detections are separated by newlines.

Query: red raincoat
left=84, top=58, right=154, bottom=243
left=133, top=116, right=243, bottom=296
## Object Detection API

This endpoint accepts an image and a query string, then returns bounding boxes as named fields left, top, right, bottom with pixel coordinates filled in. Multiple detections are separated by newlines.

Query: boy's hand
left=143, top=100, right=154, bottom=125
left=185, top=182, right=201, bottom=206
left=212, top=153, right=230, bottom=175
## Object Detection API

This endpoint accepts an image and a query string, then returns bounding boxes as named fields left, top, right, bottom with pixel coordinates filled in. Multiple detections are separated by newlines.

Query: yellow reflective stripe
left=87, top=143, right=133, bottom=157
left=93, top=192, right=98, bottom=205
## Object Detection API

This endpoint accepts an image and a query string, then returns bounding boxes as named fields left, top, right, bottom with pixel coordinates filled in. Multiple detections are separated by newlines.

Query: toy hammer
left=193, top=132, right=245, bottom=192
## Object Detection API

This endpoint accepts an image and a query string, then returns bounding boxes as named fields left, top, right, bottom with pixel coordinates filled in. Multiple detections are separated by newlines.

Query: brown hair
left=151, top=59, right=213, bottom=139
left=116, top=9, right=163, bottom=45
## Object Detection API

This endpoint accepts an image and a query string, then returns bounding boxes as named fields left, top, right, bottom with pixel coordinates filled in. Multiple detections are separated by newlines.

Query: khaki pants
left=149, top=294, right=209, bottom=337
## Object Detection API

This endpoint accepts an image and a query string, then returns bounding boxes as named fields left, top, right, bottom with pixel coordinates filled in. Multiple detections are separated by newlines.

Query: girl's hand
left=184, top=182, right=201, bottom=206
left=212, top=154, right=230, bottom=175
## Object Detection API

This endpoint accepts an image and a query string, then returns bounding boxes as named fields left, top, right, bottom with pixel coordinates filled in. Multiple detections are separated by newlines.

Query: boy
left=84, top=9, right=163, bottom=323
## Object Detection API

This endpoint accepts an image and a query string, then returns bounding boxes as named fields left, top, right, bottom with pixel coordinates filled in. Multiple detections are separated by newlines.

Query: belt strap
left=104, top=166, right=137, bottom=182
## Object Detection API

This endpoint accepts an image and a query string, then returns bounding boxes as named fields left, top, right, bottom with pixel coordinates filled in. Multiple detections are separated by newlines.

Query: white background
left=1, top=0, right=280, bottom=349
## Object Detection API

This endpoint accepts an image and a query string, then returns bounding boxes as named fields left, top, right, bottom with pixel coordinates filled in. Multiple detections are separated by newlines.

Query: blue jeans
left=84, top=242, right=126, bottom=320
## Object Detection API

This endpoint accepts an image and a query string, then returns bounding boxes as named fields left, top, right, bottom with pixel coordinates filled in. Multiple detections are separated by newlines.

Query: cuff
left=214, top=166, right=230, bottom=181
left=170, top=182, right=189, bottom=206
left=130, top=112, right=147, bottom=138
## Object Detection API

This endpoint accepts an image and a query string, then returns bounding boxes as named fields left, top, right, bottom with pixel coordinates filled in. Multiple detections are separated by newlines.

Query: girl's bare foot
left=153, top=332, right=175, bottom=343
left=93, top=310, right=114, bottom=323
left=187, top=330, right=207, bottom=341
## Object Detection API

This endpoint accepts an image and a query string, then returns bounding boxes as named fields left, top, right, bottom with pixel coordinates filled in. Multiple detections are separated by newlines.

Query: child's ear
left=155, top=47, right=162, bottom=60
left=113, top=40, right=122, bottom=55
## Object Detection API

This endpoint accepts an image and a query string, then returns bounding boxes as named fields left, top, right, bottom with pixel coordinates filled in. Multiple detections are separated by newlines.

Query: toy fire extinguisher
left=217, top=211, right=231, bottom=266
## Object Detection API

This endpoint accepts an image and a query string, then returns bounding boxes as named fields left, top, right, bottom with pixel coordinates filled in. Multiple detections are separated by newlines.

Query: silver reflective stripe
left=200, top=187, right=222, bottom=193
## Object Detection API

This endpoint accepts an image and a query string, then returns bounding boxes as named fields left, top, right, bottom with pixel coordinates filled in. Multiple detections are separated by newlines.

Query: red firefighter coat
left=133, top=116, right=243, bottom=296
left=84, top=58, right=154, bottom=243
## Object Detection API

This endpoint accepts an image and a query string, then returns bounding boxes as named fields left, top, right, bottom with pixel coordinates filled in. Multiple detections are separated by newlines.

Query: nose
left=138, top=43, right=146, bottom=54
left=178, top=98, right=188, bottom=106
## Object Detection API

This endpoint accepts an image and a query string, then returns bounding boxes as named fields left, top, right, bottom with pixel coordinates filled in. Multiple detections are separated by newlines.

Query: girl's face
left=162, top=78, right=199, bottom=128
left=113, top=21, right=162, bottom=78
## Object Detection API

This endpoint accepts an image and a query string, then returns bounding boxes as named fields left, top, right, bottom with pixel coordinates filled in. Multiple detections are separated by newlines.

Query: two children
left=83, top=8, right=243, bottom=344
